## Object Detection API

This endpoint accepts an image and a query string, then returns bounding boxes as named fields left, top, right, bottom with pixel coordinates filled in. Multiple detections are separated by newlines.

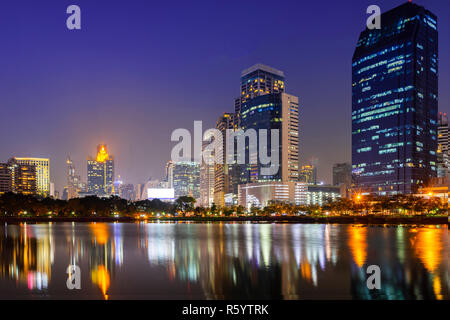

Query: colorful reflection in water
left=0, top=222, right=447, bottom=299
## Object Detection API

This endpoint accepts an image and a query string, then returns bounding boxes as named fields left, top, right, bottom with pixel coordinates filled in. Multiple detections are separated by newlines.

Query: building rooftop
left=241, top=64, right=285, bottom=78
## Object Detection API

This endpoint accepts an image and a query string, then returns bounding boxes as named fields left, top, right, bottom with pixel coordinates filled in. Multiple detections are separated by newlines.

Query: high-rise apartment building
left=173, top=161, right=200, bottom=200
left=0, top=158, right=37, bottom=195
left=14, top=157, right=49, bottom=197
left=236, top=64, right=299, bottom=184
left=87, top=144, right=114, bottom=196
left=352, top=2, right=438, bottom=195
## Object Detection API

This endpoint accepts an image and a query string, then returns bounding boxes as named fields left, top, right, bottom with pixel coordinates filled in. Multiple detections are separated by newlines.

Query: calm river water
left=0, top=222, right=447, bottom=299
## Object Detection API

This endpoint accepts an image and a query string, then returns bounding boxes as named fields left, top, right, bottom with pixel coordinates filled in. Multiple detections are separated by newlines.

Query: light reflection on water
left=0, top=222, right=447, bottom=300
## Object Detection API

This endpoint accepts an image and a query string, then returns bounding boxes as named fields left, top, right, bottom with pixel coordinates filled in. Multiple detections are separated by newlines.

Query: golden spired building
left=87, top=144, right=114, bottom=196
left=14, top=157, right=49, bottom=196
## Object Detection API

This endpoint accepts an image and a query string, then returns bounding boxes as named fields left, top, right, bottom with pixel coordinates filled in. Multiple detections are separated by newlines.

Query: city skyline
left=0, top=0, right=449, bottom=194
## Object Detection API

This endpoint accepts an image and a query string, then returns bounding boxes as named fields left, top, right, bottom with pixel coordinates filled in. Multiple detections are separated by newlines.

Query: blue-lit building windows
left=352, top=2, right=438, bottom=195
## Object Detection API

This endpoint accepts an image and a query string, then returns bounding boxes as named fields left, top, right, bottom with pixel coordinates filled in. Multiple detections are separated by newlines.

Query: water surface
left=0, top=222, right=447, bottom=299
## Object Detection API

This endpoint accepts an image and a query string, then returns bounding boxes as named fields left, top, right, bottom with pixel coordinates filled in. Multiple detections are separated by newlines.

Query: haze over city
left=0, top=0, right=449, bottom=194
left=0, top=0, right=448, bottom=305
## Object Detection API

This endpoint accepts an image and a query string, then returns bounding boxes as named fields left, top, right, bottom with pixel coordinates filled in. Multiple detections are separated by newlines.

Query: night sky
left=0, top=0, right=449, bottom=193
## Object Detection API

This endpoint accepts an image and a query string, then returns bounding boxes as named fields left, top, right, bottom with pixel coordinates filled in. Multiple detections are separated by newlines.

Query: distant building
left=66, top=156, right=84, bottom=199
left=0, top=158, right=37, bottom=195
left=113, top=175, right=123, bottom=196
left=50, top=182, right=55, bottom=198
left=14, top=157, right=49, bottom=197
left=87, top=144, right=114, bottom=196
left=0, top=163, right=12, bottom=194
left=173, top=162, right=200, bottom=200
left=165, top=161, right=174, bottom=189
left=333, top=163, right=352, bottom=186
left=134, top=183, right=144, bottom=201
left=299, top=164, right=317, bottom=185
left=437, top=112, right=449, bottom=178
left=200, top=136, right=215, bottom=207
left=120, top=183, right=135, bottom=201
left=214, top=113, right=238, bottom=207
left=352, top=2, right=438, bottom=195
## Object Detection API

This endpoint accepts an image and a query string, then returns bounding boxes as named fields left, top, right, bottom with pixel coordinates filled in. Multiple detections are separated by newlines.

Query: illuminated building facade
left=14, top=157, right=49, bottom=196
left=238, top=182, right=291, bottom=209
left=87, top=145, right=114, bottom=196
left=299, top=164, right=317, bottom=185
left=303, top=185, right=341, bottom=206
left=352, top=2, right=438, bottom=195
left=66, top=156, right=84, bottom=199
left=235, top=63, right=286, bottom=127
left=200, top=136, right=215, bottom=207
left=164, top=160, right=174, bottom=189
left=237, top=64, right=299, bottom=184
left=214, top=113, right=238, bottom=207
left=0, top=158, right=36, bottom=195
left=238, top=181, right=340, bottom=209
left=113, top=175, right=123, bottom=196
left=0, top=163, right=11, bottom=194
left=173, top=161, right=200, bottom=200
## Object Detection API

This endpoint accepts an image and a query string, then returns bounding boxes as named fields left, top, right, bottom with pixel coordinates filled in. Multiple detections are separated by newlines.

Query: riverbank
left=0, top=215, right=447, bottom=225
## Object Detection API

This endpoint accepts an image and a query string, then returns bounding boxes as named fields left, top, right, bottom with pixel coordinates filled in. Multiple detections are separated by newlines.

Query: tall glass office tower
left=236, top=64, right=299, bottom=184
left=352, top=2, right=438, bottom=195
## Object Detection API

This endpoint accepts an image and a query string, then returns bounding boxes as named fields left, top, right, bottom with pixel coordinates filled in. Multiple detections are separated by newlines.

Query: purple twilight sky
left=0, top=0, right=449, bottom=193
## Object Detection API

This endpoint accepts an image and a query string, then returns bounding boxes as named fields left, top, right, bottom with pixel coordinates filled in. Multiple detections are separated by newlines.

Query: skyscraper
left=0, top=163, right=11, bottom=194
left=236, top=64, right=299, bottom=184
left=333, top=163, right=352, bottom=186
left=200, top=136, right=215, bottom=207
left=214, top=113, right=238, bottom=207
left=173, top=161, right=200, bottom=200
left=0, top=158, right=36, bottom=195
left=87, top=144, right=114, bottom=196
left=164, top=160, right=174, bottom=189
left=66, top=156, right=83, bottom=199
left=352, top=2, right=438, bottom=195
left=14, top=157, right=49, bottom=197
left=437, top=112, right=449, bottom=178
